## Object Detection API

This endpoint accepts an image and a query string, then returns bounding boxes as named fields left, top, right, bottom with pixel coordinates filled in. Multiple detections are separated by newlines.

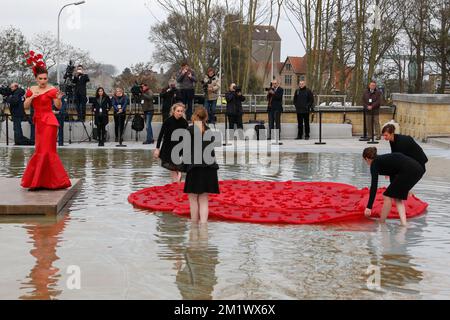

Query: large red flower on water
left=128, top=180, right=428, bottom=224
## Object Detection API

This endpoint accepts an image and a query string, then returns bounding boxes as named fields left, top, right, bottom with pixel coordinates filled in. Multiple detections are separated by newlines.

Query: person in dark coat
left=382, top=124, right=428, bottom=171
left=267, top=79, right=283, bottom=140
left=362, top=81, right=383, bottom=140
left=225, top=83, right=245, bottom=134
left=154, top=103, right=189, bottom=182
left=363, top=147, right=425, bottom=226
left=111, top=88, right=128, bottom=143
left=176, top=62, right=197, bottom=121
left=73, top=65, right=90, bottom=122
left=140, top=83, right=154, bottom=144
left=293, top=80, right=314, bottom=140
left=92, top=87, right=112, bottom=146
left=183, top=106, right=220, bottom=224
left=160, top=79, right=180, bottom=122
left=6, top=83, right=32, bottom=145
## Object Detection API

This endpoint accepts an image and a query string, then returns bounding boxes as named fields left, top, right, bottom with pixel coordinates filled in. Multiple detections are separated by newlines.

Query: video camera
left=61, top=60, right=76, bottom=96
left=131, top=82, right=142, bottom=97
left=130, top=82, right=143, bottom=104
left=0, top=85, right=12, bottom=99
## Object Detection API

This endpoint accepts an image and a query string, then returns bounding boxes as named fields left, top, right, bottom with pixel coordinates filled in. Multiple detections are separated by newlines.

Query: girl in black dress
left=363, top=147, right=425, bottom=226
left=92, top=87, right=112, bottom=147
left=154, top=103, right=189, bottom=182
left=184, top=106, right=220, bottom=223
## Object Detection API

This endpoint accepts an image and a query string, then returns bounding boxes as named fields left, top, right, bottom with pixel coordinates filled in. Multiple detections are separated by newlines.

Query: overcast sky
left=1, top=0, right=304, bottom=74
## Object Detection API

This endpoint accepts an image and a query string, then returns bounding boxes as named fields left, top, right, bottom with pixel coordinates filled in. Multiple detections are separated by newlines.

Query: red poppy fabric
left=128, top=180, right=428, bottom=224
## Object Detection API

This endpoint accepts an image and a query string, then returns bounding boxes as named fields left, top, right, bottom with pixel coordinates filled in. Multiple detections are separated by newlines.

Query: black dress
left=390, top=134, right=428, bottom=170
left=183, top=125, right=220, bottom=194
left=157, top=115, right=189, bottom=171
left=367, top=153, right=425, bottom=209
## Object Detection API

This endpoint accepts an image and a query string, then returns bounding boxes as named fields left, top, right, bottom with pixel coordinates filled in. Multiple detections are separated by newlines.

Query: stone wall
left=392, top=94, right=450, bottom=141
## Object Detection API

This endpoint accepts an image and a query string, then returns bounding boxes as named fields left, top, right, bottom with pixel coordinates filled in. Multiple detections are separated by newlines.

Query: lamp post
left=57, top=1, right=86, bottom=85
left=258, top=41, right=274, bottom=83
left=219, top=19, right=243, bottom=106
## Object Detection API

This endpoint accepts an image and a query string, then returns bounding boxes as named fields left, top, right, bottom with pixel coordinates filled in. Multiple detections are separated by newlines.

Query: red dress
left=21, top=88, right=71, bottom=190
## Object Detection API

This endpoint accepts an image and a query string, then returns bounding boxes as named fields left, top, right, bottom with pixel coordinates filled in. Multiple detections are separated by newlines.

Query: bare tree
left=31, top=32, right=94, bottom=72
left=0, top=26, right=29, bottom=79
left=426, top=0, right=450, bottom=93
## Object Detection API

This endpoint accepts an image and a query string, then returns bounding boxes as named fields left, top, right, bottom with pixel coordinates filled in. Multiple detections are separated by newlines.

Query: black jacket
left=6, top=88, right=25, bottom=118
left=92, top=96, right=112, bottom=125
left=390, top=134, right=428, bottom=170
left=267, top=86, right=283, bottom=112
left=225, top=91, right=245, bottom=116
left=184, top=124, right=220, bottom=172
left=160, top=86, right=181, bottom=113
left=74, top=73, right=90, bottom=97
left=293, top=87, right=314, bottom=113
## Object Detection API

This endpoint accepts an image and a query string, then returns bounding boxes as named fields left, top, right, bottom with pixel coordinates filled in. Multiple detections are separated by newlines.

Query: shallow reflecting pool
left=1, top=147, right=450, bottom=299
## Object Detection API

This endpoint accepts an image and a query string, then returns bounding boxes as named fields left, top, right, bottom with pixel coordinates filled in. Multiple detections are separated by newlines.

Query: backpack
left=132, top=114, right=145, bottom=132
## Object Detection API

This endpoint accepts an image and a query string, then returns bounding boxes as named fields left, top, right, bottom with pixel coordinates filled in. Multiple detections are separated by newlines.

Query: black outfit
left=183, top=125, right=220, bottom=195
left=73, top=73, right=90, bottom=121
left=111, top=95, right=128, bottom=142
left=390, top=134, right=428, bottom=171
left=160, top=86, right=180, bottom=122
left=92, top=96, right=112, bottom=146
left=6, top=88, right=32, bottom=145
left=157, top=115, right=189, bottom=171
left=267, top=86, right=284, bottom=139
left=225, top=91, right=245, bottom=131
left=293, top=87, right=314, bottom=139
left=367, top=153, right=425, bottom=209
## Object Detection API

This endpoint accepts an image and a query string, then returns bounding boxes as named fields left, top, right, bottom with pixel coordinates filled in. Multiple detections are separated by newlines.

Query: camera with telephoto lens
left=201, top=79, right=212, bottom=95
left=233, top=85, right=241, bottom=93
left=264, top=83, right=274, bottom=92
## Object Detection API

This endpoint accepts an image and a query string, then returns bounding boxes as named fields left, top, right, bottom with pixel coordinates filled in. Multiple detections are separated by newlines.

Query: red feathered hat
left=24, top=51, right=47, bottom=76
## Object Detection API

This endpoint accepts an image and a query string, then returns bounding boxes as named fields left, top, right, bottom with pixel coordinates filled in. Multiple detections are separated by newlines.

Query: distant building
left=279, top=56, right=307, bottom=97
left=279, top=54, right=353, bottom=97
left=249, top=25, right=282, bottom=87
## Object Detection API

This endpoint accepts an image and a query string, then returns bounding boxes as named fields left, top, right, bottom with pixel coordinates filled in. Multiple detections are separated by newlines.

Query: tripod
left=66, top=94, right=92, bottom=144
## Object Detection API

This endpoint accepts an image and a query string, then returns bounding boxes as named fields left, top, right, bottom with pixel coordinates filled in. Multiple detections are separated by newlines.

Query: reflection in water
left=368, top=222, right=426, bottom=296
left=175, top=224, right=218, bottom=300
left=1, top=147, right=450, bottom=299
left=155, top=214, right=218, bottom=299
left=19, top=214, right=70, bottom=300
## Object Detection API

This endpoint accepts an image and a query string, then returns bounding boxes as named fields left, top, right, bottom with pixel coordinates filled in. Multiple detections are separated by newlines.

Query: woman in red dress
left=21, top=60, right=71, bottom=190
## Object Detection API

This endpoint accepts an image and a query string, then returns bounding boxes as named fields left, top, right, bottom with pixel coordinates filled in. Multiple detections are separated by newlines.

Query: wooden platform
left=0, top=179, right=81, bottom=216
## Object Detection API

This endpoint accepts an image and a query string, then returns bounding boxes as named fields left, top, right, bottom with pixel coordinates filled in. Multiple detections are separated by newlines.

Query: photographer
left=266, top=79, right=284, bottom=140
left=225, top=83, right=245, bottom=132
left=111, top=88, right=128, bottom=143
left=140, top=83, right=154, bottom=144
left=6, top=83, right=32, bottom=145
left=92, top=87, right=112, bottom=147
left=160, top=79, right=180, bottom=122
left=293, top=80, right=314, bottom=140
left=176, top=62, right=197, bottom=121
left=73, top=64, right=90, bottom=122
left=202, top=67, right=220, bottom=124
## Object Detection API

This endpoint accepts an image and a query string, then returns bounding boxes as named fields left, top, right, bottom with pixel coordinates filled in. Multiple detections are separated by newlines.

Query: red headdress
left=24, top=51, right=47, bottom=76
